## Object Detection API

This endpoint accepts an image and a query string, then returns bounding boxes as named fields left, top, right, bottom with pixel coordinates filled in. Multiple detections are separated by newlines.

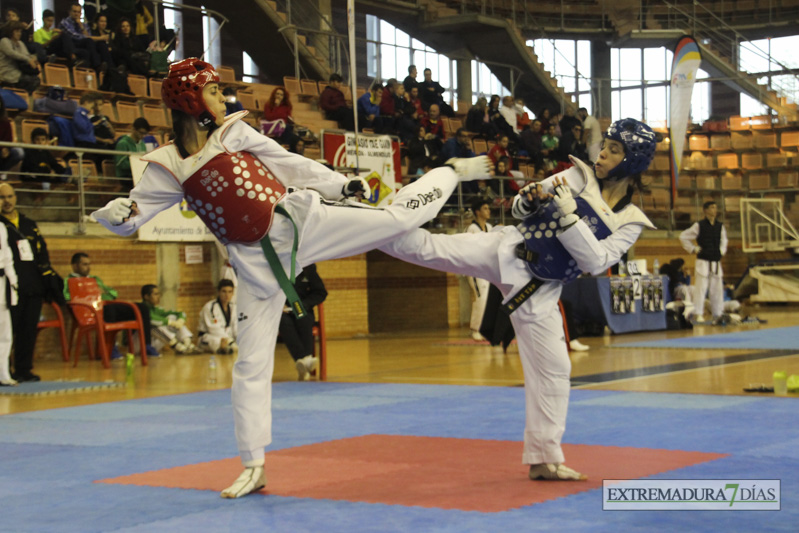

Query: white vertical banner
left=347, top=0, right=360, bottom=170
left=343, top=132, right=396, bottom=207
left=669, top=36, right=702, bottom=206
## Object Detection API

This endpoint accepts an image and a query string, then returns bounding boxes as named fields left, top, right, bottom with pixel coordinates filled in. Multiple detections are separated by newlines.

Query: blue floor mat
left=616, top=325, right=799, bottom=350
left=1, top=383, right=797, bottom=532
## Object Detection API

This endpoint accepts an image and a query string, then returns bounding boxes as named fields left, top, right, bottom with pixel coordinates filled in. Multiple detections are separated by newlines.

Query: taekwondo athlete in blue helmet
left=380, top=118, right=658, bottom=481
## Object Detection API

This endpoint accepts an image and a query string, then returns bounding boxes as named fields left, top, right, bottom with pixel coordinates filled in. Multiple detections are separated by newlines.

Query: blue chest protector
left=518, top=197, right=613, bottom=283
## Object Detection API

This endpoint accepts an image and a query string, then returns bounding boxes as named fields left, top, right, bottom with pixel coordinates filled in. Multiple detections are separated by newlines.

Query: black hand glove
left=342, top=178, right=370, bottom=199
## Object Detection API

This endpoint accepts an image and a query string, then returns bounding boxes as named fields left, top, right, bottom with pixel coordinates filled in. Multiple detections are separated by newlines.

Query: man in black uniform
left=278, top=263, right=327, bottom=381
left=0, top=183, right=60, bottom=381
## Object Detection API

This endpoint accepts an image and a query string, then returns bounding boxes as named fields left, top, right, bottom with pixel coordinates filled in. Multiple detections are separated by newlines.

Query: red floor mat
left=98, top=435, right=726, bottom=512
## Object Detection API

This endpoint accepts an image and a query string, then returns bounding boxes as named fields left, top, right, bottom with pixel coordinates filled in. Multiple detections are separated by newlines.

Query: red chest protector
left=181, top=151, right=286, bottom=244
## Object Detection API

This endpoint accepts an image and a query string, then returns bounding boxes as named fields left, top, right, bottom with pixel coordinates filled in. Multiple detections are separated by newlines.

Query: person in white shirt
left=578, top=108, right=602, bottom=163
left=499, top=96, right=519, bottom=134
left=466, top=199, right=493, bottom=340
left=0, top=223, right=18, bottom=386
left=198, top=279, right=237, bottom=354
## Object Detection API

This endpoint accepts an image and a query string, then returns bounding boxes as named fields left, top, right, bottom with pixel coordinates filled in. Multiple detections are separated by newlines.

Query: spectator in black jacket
left=419, top=67, right=454, bottom=116
left=21, top=128, right=70, bottom=187
left=110, top=18, right=148, bottom=76
left=279, top=263, right=327, bottom=381
left=558, top=123, right=589, bottom=164
left=0, top=183, right=62, bottom=382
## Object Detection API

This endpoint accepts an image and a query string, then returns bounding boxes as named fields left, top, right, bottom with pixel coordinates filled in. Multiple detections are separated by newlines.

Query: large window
left=739, top=35, right=799, bottom=117
left=528, top=38, right=592, bottom=113
left=365, top=16, right=510, bottom=106
left=610, top=47, right=710, bottom=127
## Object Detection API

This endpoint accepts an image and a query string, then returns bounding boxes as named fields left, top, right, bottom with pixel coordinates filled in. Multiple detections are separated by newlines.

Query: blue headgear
left=602, top=118, right=657, bottom=179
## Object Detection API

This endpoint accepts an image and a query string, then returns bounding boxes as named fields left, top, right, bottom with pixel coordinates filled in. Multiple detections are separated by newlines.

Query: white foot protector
left=220, top=466, right=266, bottom=498
left=529, top=463, right=587, bottom=481
left=569, top=339, right=589, bottom=352
left=446, top=155, right=492, bottom=182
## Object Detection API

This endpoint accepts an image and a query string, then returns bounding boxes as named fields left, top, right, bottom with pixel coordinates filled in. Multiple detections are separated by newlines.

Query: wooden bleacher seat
left=115, top=101, right=140, bottom=124
left=127, top=75, right=148, bottom=98
left=754, top=131, right=777, bottom=150
left=283, top=76, right=301, bottom=98
left=709, top=134, right=731, bottom=151
left=300, top=79, right=319, bottom=96
left=721, top=172, right=742, bottom=190
left=688, top=134, right=709, bottom=151
left=237, top=90, right=257, bottom=111
left=68, top=159, right=98, bottom=179
left=749, top=115, right=772, bottom=130
left=472, top=138, right=487, bottom=154
left=741, top=152, right=762, bottom=170
left=317, top=80, right=328, bottom=95
left=728, top=116, right=749, bottom=131
left=766, top=152, right=787, bottom=168
left=216, top=65, right=236, bottom=83
left=780, top=130, right=799, bottom=148
left=749, top=172, right=771, bottom=190
left=148, top=78, right=163, bottom=99
left=71, top=67, right=99, bottom=90
left=20, top=119, right=48, bottom=145
left=142, top=104, right=169, bottom=128
left=696, top=175, right=716, bottom=190
left=449, top=118, right=462, bottom=134
left=651, top=188, right=669, bottom=209
left=716, top=153, right=738, bottom=169
left=102, top=160, right=116, bottom=178
left=43, top=63, right=72, bottom=87
left=777, top=171, right=798, bottom=188
left=724, top=196, right=743, bottom=213
left=731, top=131, right=754, bottom=150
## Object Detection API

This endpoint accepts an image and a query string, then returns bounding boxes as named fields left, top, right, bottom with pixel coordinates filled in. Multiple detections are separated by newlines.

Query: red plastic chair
left=311, top=303, right=327, bottom=380
left=66, top=277, right=148, bottom=368
left=37, top=302, right=70, bottom=362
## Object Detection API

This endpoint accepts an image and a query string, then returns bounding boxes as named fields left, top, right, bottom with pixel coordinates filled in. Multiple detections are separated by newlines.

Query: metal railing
left=0, top=141, right=139, bottom=234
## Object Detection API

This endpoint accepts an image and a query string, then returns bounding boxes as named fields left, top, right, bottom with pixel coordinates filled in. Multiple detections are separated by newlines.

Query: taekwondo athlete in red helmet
left=91, top=58, right=492, bottom=498
left=380, top=118, right=658, bottom=482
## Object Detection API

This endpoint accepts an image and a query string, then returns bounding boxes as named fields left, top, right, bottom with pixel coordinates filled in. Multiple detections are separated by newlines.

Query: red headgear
left=161, top=58, right=221, bottom=127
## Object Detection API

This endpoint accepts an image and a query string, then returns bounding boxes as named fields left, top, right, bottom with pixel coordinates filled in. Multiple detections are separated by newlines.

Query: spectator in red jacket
left=379, top=78, right=398, bottom=133
left=421, top=104, right=446, bottom=140
left=262, top=86, right=294, bottom=144
left=487, top=134, right=513, bottom=170
left=319, top=73, right=354, bottom=131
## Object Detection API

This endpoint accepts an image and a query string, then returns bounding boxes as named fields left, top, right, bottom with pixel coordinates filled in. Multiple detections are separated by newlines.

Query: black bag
left=42, top=270, right=66, bottom=306
left=666, top=309, right=692, bottom=330
left=99, top=66, right=132, bottom=95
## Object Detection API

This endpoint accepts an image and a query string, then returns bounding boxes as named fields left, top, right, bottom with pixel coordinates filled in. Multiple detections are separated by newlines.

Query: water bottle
left=618, top=261, right=626, bottom=277
left=125, top=353, right=134, bottom=378
left=208, top=355, right=217, bottom=384
left=85, top=72, right=94, bottom=89
left=773, top=370, right=787, bottom=396
left=653, top=258, right=660, bottom=276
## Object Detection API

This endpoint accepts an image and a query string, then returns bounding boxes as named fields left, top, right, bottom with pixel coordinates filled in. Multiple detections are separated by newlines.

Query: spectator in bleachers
left=34, top=9, right=78, bottom=65
left=115, top=117, right=151, bottom=180
left=393, top=83, right=416, bottom=141
left=0, top=21, right=41, bottom=94
left=493, top=155, right=519, bottom=196
left=92, top=14, right=113, bottom=64
left=559, top=107, right=581, bottom=135
left=289, top=138, right=305, bottom=156
left=466, top=97, right=497, bottom=140
left=499, top=96, right=519, bottom=135
left=578, top=107, right=602, bottom=163
left=515, top=97, right=531, bottom=131
left=487, top=95, right=512, bottom=140
left=520, top=118, right=544, bottom=168
left=421, top=103, right=445, bottom=140
left=402, top=64, right=418, bottom=94
left=406, top=125, right=440, bottom=175
left=357, top=83, right=382, bottom=131
left=379, top=78, right=398, bottom=133
left=419, top=67, right=454, bottom=116
left=72, top=92, right=112, bottom=167
left=21, top=127, right=70, bottom=187
left=542, top=123, right=559, bottom=169
left=406, top=85, right=425, bottom=122
left=488, top=134, right=513, bottom=171
left=223, top=87, right=244, bottom=115
left=440, top=128, right=475, bottom=162
left=319, top=73, right=354, bottom=131
left=134, top=0, right=155, bottom=49
left=261, top=86, right=295, bottom=144
left=2, top=8, right=46, bottom=64
left=110, top=17, right=148, bottom=76
left=558, top=123, right=589, bottom=164
left=60, top=2, right=112, bottom=73
left=0, top=98, right=22, bottom=176
left=537, top=107, right=552, bottom=132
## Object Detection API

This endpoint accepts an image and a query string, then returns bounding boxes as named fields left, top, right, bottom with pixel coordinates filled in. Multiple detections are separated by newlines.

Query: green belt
left=502, top=276, right=546, bottom=315
left=259, top=204, right=307, bottom=319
